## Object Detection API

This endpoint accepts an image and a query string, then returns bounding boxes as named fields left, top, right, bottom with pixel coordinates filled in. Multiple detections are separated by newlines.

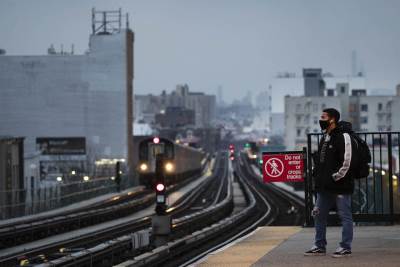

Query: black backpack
left=338, top=121, right=372, bottom=179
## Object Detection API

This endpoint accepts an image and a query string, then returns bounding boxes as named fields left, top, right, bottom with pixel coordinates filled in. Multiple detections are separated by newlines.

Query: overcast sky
left=1, top=0, right=399, bottom=111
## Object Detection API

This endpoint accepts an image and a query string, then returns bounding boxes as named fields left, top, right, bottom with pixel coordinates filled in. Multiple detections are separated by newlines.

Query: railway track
left=0, top=157, right=212, bottom=250
left=0, top=154, right=225, bottom=267
left=124, top=152, right=305, bottom=267
left=7, top=151, right=306, bottom=267
left=238, top=153, right=305, bottom=226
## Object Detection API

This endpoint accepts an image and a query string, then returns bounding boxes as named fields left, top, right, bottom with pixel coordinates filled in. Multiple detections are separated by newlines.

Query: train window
left=139, top=143, right=148, bottom=160
left=150, top=143, right=165, bottom=157
left=164, top=144, right=174, bottom=159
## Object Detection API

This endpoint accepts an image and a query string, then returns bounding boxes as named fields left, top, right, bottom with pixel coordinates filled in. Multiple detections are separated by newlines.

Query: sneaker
left=304, top=245, right=326, bottom=256
left=331, top=247, right=352, bottom=258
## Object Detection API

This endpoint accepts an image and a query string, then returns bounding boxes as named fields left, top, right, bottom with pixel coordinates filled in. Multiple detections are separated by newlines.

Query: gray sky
left=1, top=0, right=399, bottom=111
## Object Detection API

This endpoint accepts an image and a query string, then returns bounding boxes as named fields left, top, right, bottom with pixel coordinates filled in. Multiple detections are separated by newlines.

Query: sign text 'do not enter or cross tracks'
left=262, top=151, right=305, bottom=183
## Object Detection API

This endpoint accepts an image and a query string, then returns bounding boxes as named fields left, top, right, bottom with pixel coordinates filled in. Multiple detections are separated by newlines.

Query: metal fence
left=0, top=174, right=135, bottom=220
left=305, top=131, right=400, bottom=226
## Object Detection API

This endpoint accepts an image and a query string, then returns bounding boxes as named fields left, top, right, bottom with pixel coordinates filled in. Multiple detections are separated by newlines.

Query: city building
left=135, top=84, right=216, bottom=128
left=155, top=106, right=195, bottom=128
left=285, top=70, right=400, bottom=150
left=270, top=69, right=365, bottom=113
left=303, top=68, right=325, bottom=97
left=0, top=9, right=135, bottom=184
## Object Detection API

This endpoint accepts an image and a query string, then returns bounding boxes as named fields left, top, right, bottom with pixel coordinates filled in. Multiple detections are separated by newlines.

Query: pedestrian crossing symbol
left=265, top=158, right=284, bottom=178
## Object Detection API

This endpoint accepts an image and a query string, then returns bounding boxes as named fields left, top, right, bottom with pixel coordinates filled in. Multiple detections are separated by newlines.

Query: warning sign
left=262, top=151, right=304, bottom=183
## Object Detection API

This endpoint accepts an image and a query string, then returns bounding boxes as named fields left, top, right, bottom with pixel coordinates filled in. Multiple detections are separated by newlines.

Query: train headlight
left=140, top=163, right=148, bottom=172
left=165, top=162, right=174, bottom=173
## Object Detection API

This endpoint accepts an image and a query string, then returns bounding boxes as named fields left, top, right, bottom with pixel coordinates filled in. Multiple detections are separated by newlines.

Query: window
left=304, top=115, right=310, bottom=124
left=321, top=103, right=326, bottom=109
left=297, top=128, right=301, bottom=137
left=296, top=104, right=302, bottom=112
left=313, top=104, right=318, bottom=112
left=360, top=104, right=368, bottom=112
left=341, top=86, right=346, bottom=93
left=360, top=116, right=368, bottom=124
left=313, top=117, right=318, bottom=125
left=305, top=103, right=311, bottom=112
left=378, top=103, right=382, bottom=111
left=296, top=115, right=302, bottom=123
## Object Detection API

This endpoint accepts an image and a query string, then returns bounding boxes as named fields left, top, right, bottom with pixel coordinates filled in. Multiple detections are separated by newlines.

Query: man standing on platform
left=304, top=108, right=355, bottom=257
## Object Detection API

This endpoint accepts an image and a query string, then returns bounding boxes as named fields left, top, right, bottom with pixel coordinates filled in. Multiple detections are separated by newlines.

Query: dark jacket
left=313, top=123, right=356, bottom=194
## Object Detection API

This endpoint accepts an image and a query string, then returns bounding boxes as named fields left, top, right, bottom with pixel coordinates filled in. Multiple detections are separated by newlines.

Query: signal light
left=229, top=149, right=234, bottom=153
left=229, top=144, right=234, bottom=150
left=230, top=156, right=235, bottom=161
left=156, top=183, right=165, bottom=192
left=153, top=137, right=160, bottom=144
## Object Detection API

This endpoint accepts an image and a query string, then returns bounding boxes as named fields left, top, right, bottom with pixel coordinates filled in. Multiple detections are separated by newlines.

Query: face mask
left=319, top=120, right=330, bottom=130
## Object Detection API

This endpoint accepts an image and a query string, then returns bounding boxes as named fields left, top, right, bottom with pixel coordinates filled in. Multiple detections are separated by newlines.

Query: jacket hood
left=337, top=121, right=354, bottom=133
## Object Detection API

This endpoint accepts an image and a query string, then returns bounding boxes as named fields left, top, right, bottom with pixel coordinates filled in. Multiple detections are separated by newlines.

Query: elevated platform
left=196, top=225, right=400, bottom=267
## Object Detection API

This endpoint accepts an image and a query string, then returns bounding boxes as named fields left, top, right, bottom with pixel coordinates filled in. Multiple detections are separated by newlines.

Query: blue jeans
left=313, top=192, right=353, bottom=250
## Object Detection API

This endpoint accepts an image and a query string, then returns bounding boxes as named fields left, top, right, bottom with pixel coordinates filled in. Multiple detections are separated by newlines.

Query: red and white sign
left=263, top=152, right=304, bottom=183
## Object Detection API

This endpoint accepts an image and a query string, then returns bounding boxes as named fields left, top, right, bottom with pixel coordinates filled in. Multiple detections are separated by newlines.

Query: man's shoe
left=331, top=247, right=352, bottom=258
left=304, top=246, right=326, bottom=256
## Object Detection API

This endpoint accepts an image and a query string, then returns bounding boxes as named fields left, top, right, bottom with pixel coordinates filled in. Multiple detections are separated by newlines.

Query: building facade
left=285, top=85, right=400, bottom=150
left=0, top=11, right=135, bottom=183
left=135, top=84, right=216, bottom=128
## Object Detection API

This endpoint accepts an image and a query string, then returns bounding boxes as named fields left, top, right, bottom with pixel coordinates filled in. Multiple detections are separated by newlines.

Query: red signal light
left=230, top=156, right=235, bottom=161
left=153, top=137, right=160, bottom=144
left=229, top=144, right=234, bottom=150
left=156, top=183, right=165, bottom=192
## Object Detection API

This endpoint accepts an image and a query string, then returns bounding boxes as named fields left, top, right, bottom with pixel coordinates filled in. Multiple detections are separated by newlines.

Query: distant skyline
left=1, top=0, right=399, bottom=111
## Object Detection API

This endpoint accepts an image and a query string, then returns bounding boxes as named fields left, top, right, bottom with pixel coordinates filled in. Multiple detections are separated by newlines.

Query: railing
left=0, top=176, right=131, bottom=220
left=305, top=131, right=400, bottom=225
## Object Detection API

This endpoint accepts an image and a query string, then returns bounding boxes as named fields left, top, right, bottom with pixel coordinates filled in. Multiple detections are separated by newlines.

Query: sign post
left=262, top=151, right=305, bottom=183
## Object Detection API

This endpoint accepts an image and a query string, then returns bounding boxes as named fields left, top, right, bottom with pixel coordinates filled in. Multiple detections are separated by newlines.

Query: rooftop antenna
left=91, top=7, right=128, bottom=35
left=71, top=44, right=74, bottom=55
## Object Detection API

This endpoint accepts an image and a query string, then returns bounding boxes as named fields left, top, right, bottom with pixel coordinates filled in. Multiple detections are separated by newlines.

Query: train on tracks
left=133, top=136, right=206, bottom=188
